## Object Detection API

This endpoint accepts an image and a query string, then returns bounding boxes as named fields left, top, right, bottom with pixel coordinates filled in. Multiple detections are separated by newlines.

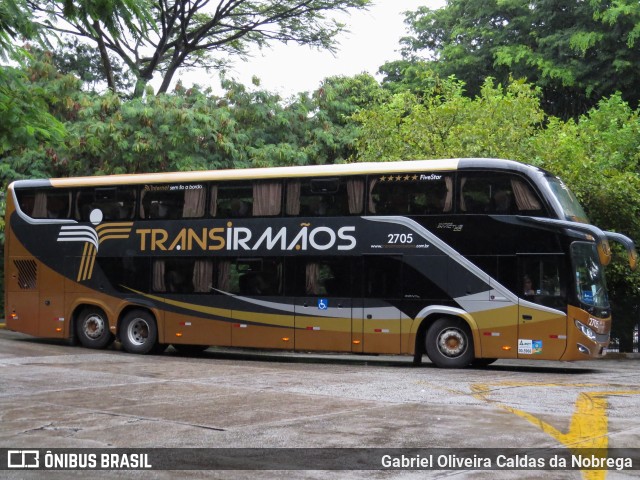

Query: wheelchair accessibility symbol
left=318, top=298, right=328, bottom=310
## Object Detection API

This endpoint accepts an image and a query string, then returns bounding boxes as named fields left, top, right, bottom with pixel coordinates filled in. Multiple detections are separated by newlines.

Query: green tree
left=0, top=0, right=37, bottom=56
left=51, top=38, right=135, bottom=93
left=29, top=0, right=372, bottom=97
left=356, top=78, right=640, bottom=350
left=52, top=73, right=384, bottom=175
left=355, top=76, right=544, bottom=162
left=394, top=0, right=640, bottom=119
left=307, top=73, right=388, bottom=164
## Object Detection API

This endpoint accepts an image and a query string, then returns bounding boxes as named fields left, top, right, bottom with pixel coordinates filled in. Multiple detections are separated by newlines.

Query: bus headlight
left=575, top=320, right=597, bottom=341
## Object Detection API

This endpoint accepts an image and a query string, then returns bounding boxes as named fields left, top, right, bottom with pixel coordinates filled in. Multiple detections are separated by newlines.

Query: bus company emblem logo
left=57, top=209, right=133, bottom=282
left=7, top=450, right=39, bottom=468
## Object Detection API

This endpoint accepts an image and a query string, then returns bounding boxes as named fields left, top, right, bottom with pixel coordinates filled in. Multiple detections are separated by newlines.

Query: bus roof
left=10, top=158, right=548, bottom=189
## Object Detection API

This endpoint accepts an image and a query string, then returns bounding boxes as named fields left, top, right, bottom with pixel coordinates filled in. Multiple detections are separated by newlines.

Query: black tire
left=172, top=344, right=209, bottom=355
left=471, top=358, right=497, bottom=368
left=425, top=317, right=474, bottom=368
left=150, top=343, right=169, bottom=354
left=76, top=307, right=114, bottom=349
left=120, top=309, right=158, bottom=354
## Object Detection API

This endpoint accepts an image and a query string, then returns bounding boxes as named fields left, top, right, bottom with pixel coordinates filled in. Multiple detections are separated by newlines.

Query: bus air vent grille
left=14, top=259, right=37, bottom=290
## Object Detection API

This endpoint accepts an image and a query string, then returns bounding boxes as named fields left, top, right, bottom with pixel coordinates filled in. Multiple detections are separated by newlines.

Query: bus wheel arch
left=424, top=316, right=475, bottom=368
left=118, top=308, right=161, bottom=355
left=74, top=305, right=115, bottom=349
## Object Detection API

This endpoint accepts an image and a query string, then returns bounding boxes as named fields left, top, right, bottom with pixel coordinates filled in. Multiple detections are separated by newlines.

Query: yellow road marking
left=471, top=382, right=640, bottom=480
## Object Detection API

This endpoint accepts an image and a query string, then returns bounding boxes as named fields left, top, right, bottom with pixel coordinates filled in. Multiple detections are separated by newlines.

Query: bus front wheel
left=425, top=318, right=474, bottom=368
left=76, top=307, right=114, bottom=349
left=120, top=310, right=158, bottom=354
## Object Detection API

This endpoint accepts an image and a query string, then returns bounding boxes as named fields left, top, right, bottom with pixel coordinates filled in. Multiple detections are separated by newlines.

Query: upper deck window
left=212, top=181, right=282, bottom=218
left=369, top=173, right=452, bottom=215
left=141, top=184, right=205, bottom=219
left=459, top=172, right=543, bottom=215
left=16, top=189, right=72, bottom=219
left=78, top=187, right=137, bottom=221
left=286, top=177, right=364, bottom=216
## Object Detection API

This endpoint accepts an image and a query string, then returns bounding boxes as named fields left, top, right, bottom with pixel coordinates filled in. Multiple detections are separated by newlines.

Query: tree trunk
left=93, top=21, right=116, bottom=94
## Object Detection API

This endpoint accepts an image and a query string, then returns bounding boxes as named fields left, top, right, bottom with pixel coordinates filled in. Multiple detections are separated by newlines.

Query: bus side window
left=364, top=256, right=402, bottom=298
left=518, top=255, right=567, bottom=311
left=459, top=173, right=544, bottom=215
left=78, top=187, right=137, bottom=221
left=215, top=182, right=253, bottom=218
left=252, top=181, right=282, bottom=216
left=98, top=257, right=151, bottom=293
left=285, top=258, right=351, bottom=297
left=286, top=178, right=364, bottom=216
left=510, top=178, right=543, bottom=214
left=230, top=258, right=282, bottom=296
left=368, top=174, right=452, bottom=215
left=141, top=185, right=205, bottom=219
left=17, top=190, right=72, bottom=219
left=153, top=258, right=215, bottom=293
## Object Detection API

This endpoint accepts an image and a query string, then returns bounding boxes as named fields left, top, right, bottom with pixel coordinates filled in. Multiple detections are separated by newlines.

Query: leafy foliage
left=0, top=0, right=37, bottom=57
left=393, top=0, right=640, bottom=119
left=51, top=38, right=135, bottom=93
left=355, top=76, right=544, bottom=162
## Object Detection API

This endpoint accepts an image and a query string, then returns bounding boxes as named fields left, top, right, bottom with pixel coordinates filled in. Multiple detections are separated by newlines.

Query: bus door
left=360, top=255, right=404, bottom=354
left=292, top=258, right=353, bottom=352
left=517, top=254, right=568, bottom=360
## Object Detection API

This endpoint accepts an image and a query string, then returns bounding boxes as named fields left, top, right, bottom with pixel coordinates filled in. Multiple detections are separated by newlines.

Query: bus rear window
left=16, top=189, right=72, bottom=219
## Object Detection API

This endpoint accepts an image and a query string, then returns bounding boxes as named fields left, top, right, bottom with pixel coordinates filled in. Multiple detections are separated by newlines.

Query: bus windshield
left=571, top=242, right=609, bottom=309
left=546, top=177, right=589, bottom=223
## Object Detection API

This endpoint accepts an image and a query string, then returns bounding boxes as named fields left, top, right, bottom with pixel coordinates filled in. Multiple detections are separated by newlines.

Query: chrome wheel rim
left=83, top=314, right=105, bottom=340
left=437, top=328, right=466, bottom=358
left=127, top=318, right=150, bottom=346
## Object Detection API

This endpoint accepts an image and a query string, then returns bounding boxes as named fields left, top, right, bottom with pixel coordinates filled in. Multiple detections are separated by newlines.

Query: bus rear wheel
left=120, top=310, right=158, bottom=354
left=76, top=307, right=114, bottom=349
left=425, top=318, right=474, bottom=368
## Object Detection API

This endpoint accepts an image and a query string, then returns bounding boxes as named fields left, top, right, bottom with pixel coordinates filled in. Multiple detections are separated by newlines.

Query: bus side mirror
left=605, top=231, right=637, bottom=271
left=597, top=239, right=612, bottom=267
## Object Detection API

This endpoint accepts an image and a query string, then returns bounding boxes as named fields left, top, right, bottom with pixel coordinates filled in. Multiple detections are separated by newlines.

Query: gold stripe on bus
left=126, top=289, right=298, bottom=329
left=78, top=244, right=97, bottom=282
left=77, top=243, right=89, bottom=282
left=99, top=234, right=132, bottom=243
left=85, top=245, right=97, bottom=280
left=126, top=289, right=237, bottom=320
left=98, top=228, right=133, bottom=236
left=48, top=159, right=461, bottom=188
left=96, top=222, right=134, bottom=231
left=80, top=245, right=91, bottom=281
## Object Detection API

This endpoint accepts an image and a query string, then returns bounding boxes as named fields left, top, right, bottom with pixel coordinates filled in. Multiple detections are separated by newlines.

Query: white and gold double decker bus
left=4, top=159, right=636, bottom=367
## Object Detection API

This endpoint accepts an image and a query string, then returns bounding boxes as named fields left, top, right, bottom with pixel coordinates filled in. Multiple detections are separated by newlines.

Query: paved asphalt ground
left=0, top=327, right=639, bottom=480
